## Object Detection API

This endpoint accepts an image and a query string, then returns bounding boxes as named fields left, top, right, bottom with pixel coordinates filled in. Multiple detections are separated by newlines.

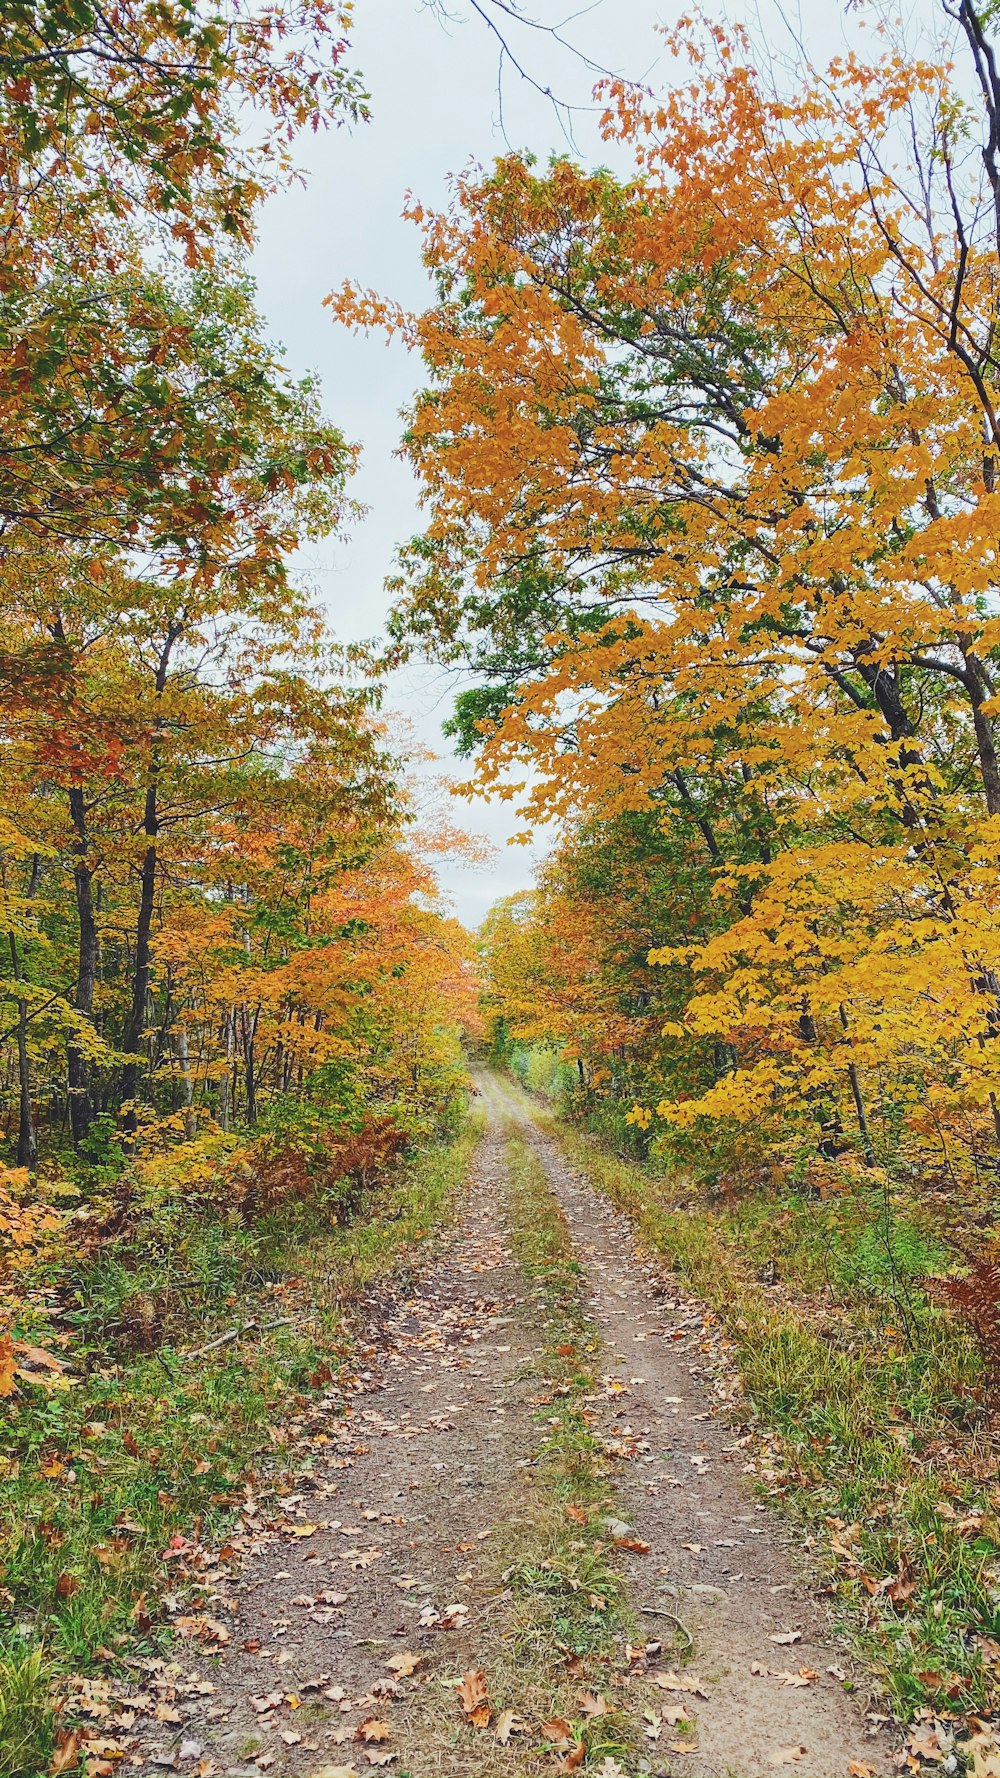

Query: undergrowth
left=0, top=1121, right=477, bottom=1775
left=541, top=1111, right=1000, bottom=1722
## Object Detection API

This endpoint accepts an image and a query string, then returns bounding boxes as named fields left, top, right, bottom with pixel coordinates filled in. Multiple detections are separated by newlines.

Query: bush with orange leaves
left=0, top=1167, right=63, bottom=1397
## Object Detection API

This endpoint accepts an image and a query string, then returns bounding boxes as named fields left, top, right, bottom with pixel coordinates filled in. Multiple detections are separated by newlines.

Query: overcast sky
left=250, top=0, right=932, bottom=926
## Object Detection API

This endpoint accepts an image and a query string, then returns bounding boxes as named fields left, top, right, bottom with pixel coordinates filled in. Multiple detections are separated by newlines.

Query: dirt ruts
left=120, top=1078, right=896, bottom=1778
left=481, top=1072, right=894, bottom=1778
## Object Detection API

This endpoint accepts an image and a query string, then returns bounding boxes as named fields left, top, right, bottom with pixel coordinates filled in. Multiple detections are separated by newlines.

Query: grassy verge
left=0, top=1122, right=477, bottom=1776
left=539, top=1115, right=1000, bottom=1722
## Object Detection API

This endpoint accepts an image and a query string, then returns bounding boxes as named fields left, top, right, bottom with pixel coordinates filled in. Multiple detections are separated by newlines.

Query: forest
left=5, top=1, right=1000, bottom=1776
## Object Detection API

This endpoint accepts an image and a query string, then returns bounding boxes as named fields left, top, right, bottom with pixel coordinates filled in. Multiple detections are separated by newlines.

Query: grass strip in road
left=543, top=1116, right=1000, bottom=1723
left=0, top=1121, right=478, bottom=1778
left=497, top=1133, right=639, bottom=1769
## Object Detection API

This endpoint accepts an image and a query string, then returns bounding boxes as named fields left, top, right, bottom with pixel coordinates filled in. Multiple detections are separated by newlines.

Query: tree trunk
left=218, top=1011, right=233, bottom=1132
left=8, top=931, right=35, bottom=1171
left=174, top=1021, right=196, bottom=1139
left=119, top=795, right=158, bottom=1131
left=119, top=620, right=180, bottom=1133
left=68, top=786, right=97, bottom=1147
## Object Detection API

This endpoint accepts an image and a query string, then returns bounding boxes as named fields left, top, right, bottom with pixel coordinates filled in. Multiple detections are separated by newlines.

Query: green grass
left=0, top=1121, right=477, bottom=1772
left=496, top=1134, right=639, bottom=1770
left=0, top=1646, right=51, bottom=1778
left=541, top=1115, right=1000, bottom=1721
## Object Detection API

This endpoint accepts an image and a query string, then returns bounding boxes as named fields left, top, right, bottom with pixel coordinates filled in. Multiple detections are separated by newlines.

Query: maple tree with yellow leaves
left=339, top=8, right=1000, bottom=1206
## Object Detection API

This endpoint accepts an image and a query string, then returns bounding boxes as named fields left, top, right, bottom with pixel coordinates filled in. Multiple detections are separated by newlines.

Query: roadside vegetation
left=0, top=1120, right=475, bottom=1776
left=502, top=1064, right=1000, bottom=1721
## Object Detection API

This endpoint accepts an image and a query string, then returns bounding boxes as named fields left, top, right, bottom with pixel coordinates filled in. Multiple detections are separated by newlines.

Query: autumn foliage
left=0, top=0, right=480, bottom=1415
left=337, top=14, right=1000, bottom=1232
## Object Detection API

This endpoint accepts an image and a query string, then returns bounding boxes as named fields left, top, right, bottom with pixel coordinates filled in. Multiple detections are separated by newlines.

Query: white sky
left=250, top=0, right=931, bottom=926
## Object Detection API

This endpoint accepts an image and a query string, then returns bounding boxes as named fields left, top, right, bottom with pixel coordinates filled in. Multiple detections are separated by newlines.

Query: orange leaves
left=0, top=1332, right=15, bottom=1398
left=456, top=1668, right=491, bottom=1729
left=385, top=26, right=1000, bottom=1190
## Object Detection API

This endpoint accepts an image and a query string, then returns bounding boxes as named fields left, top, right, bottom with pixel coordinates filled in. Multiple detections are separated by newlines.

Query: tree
left=340, top=11, right=1000, bottom=1192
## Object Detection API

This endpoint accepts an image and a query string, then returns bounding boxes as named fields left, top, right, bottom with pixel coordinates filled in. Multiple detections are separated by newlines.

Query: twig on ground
left=184, top=1317, right=295, bottom=1360
left=639, top=1605, right=695, bottom=1652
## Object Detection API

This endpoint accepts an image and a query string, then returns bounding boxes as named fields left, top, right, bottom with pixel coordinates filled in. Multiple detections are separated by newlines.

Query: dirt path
left=481, top=1073, right=895, bottom=1778
left=114, top=1082, right=897, bottom=1778
left=126, top=1115, right=541, bottom=1778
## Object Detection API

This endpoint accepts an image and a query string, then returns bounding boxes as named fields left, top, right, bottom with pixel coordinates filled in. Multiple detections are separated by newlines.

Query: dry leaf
left=768, top=1631, right=802, bottom=1646
left=355, top=1721, right=390, bottom=1744
left=365, top=1754, right=396, bottom=1768
left=540, top=1717, right=574, bottom=1746
left=847, top=1765, right=876, bottom=1777
left=457, top=1669, right=488, bottom=1716
left=663, top=1702, right=693, bottom=1727
left=558, top=1742, right=586, bottom=1774
left=578, top=1691, right=607, bottom=1716
left=385, top=1652, right=423, bottom=1677
left=494, top=1711, right=526, bottom=1743
left=649, top=1671, right=708, bottom=1699
left=50, top=1733, right=81, bottom=1773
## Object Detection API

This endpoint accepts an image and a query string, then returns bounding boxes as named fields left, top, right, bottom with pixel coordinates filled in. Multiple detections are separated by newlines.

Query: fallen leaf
left=385, top=1652, right=423, bottom=1678
left=50, top=1733, right=81, bottom=1773
left=768, top=1631, right=802, bottom=1646
left=309, top=1768, right=357, bottom=1778
left=847, top=1765, right=876, bottom=1778
left=970, top=1743, right=1000, bottom=1778
left=662, top=1703, right=692, bottom=1727
left=615, top=1535, right=651, bottom=1553
left=649, top=1671, right=709, bottom=1699
left=578, top=1691, right=607, bottom=1716
left=540, top=1717, right=574, bottom=1746
left=494, top=1711, right=526, bottom=1743
left=457, top=1669, right=488, bottom=1716
left=355, top=1721, right=390, bottom=1744
left=365, top=1755, right=396, bottom=1769
left=558, top=1742, right=586, bottom=1773
left=251, top=1693, right=283, bottom=1715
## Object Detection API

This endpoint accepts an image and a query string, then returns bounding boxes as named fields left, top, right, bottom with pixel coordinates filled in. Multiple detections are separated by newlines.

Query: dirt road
left=122, top=1077, right=894, bottom=1778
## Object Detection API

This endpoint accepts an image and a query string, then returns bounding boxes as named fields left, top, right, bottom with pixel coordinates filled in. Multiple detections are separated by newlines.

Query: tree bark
left=119, top=620, right=181, bottom=1132
left=68, top=786, right=97, bottom=1146
left=8, top=923, right=35, bottom=1171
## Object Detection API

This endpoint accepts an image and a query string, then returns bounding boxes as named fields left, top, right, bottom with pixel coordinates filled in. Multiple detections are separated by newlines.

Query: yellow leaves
left=0, top=1332, right=16, bottom=1398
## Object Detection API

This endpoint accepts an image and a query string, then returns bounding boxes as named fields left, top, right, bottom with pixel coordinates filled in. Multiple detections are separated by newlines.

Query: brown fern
left=927, top=1246, right=1000, bottom=1390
